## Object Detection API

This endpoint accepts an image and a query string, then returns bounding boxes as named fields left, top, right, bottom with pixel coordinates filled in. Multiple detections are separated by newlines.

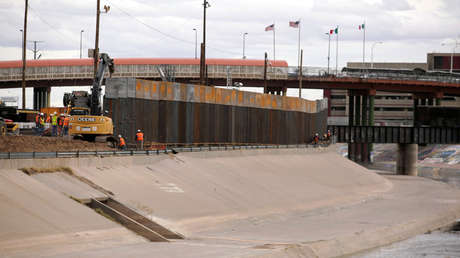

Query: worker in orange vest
left=63, top=115, right=70, bottom=136
left=35, top=113, right=40, bottom=128
left=58, top=114, right=65, bottom=136
left=35, top=113, right=41, bottom=135
left=118, top=135, right=126, bottom=150
left=135, top=129, right=144, bottom=150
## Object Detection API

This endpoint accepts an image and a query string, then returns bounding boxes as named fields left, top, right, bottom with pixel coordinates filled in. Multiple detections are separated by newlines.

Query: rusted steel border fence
left=105, top=78, right=328, bottom=145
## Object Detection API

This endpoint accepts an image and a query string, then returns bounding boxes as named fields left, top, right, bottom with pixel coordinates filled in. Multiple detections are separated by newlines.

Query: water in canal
left=351, top=230, right=460, bottom=258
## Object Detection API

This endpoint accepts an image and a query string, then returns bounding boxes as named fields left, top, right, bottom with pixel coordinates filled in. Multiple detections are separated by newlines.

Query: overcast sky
left=0, top=0, right=459, bottom=107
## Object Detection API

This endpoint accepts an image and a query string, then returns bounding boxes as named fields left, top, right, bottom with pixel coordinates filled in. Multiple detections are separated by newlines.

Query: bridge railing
left=2, top=64, right=460, bottom=84
left=0, top=64, right=290, bottom=82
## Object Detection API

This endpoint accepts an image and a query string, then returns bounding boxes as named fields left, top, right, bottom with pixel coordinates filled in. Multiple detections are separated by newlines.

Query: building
left=326, top=53, right=460, bottom=126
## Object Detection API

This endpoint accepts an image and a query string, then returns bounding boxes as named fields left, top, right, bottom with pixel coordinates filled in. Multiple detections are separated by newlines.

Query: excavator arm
left=91, top=53, right=114, bottom=115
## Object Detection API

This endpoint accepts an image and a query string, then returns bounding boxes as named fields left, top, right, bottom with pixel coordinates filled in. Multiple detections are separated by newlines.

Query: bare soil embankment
left=0, top=135, right=113, bottom=152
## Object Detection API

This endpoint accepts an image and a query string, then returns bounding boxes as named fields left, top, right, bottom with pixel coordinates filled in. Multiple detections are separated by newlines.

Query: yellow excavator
left=63, top=53, right=115, bottom=142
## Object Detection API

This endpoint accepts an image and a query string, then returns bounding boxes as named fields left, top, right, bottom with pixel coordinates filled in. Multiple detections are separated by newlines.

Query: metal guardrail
left=2, top=64, right=460, bottom=84
left=0, top=143, right=330, bottom=159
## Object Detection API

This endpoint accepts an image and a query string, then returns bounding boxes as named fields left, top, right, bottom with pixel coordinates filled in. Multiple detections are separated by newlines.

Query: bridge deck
left=1, top=58, right=460, bottom=95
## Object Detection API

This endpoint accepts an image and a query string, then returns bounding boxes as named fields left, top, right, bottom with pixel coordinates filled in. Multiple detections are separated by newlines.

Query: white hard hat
left=40, top=113, right=44, bottom=115
left=118, top=135, right=122, bottom=138
left=137, top=129, right=141, bottom=132
left=54, top=112, right=57, bottom=114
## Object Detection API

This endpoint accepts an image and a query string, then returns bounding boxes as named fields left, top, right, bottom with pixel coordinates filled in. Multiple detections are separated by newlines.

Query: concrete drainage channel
left=87, top=197, right=184, bottom=242
left=20, top=167, right=184, bottom=243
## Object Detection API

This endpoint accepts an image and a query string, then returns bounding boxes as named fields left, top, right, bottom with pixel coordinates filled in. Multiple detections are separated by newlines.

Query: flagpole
left=298, top=19, right=301, bottom=68
left=362, top=21, right=366, bottom=68
left=273, top=24, right=276, bottom=63
left=326, top=32, right=331, bottom=75
left=335, top=25, right=339, bottom=76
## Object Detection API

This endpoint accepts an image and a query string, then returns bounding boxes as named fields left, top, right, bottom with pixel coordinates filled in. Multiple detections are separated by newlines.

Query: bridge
left=2, top=57, right=460, bottom=110
left=1, top=58, right=460, bottom=93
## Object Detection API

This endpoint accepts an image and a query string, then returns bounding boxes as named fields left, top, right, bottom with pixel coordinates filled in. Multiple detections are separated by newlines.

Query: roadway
left=1, top=58, right=460, bottom=96
left=2, top=76, right=460, bottom=97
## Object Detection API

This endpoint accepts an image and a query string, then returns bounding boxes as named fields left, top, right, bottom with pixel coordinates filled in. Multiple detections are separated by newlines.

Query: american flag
left=265, top=24, right=274, bottom=31
left=289, top=21, right=300, bottom=28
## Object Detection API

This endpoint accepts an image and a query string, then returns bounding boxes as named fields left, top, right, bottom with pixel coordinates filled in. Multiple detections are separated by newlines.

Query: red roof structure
left=0, top=58, right=288, bottom=68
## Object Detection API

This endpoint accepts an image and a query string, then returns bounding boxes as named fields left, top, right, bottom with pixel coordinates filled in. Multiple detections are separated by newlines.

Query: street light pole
left=80, top=29, right=84, bottom=59
left=451, top=38, right=458, bottom=73
left=193, top=28, right=197, bottom=59
left=94, top=0, right=100, bottom=77
left=325, top=32, right=331, bottom=75
left=200, top=0, right=210, bottom=85
left=20, top=29, right=23, bottom=58
left=441, top=38, right=459, bottom=73
left=371, top=41, right=383, bottom=68
left=22, top=0, right=28, bottom=110
left=243, top=32, right=248, bottom=59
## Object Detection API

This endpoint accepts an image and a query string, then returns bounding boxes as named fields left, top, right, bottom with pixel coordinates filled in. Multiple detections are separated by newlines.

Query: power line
left=107, top=0, right=240, bottom=56
left=28, top=4, right=78, bottom=46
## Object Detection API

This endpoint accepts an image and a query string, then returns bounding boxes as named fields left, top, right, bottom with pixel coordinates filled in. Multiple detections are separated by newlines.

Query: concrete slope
left=72, top=148, right=392, bottom=234
left=3, top=148, right=460, bottom=257
left=0, top=169, right=145, bottom=256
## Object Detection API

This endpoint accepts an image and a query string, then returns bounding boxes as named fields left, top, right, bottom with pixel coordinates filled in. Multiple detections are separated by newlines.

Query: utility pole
left=29, top=40, right=44, bottom=59
left=94, top=0, right=101, bottom=77
left=200, top=0, right=210, bottom=85
left=22, top=0, right=28, bottom=109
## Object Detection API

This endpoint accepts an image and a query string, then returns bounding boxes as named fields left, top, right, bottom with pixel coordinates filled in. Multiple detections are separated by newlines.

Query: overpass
left=1, top=57, right=460, bottom=93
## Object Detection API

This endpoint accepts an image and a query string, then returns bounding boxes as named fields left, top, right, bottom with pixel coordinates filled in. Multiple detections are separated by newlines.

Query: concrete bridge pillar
left=33, top=87, right=51, bottom=111
left=396, top=143, right=418, bottom=176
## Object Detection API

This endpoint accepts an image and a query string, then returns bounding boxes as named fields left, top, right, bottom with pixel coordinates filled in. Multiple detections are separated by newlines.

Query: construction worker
left=35, top=113, right=41, bottom=135
left=35, top=113, right=40, bottom=128
left=51, top=112, right=58, bottom=136
left=39, top=114, right=45, bottom=136
left=326, top=130, right=331, bottom=142
left=58, top=114, right=65, bottom=136
left=63, top=115, right=70, bottom=136
left=118, top=135, right=126, bottom=150
left=135, top=129, right=144, bottom=150
left=314, top=133, right=319, bottom=145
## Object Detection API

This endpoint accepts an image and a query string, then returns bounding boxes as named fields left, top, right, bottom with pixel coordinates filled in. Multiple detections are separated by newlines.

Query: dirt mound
left=0, top=135, right=114, bottom=152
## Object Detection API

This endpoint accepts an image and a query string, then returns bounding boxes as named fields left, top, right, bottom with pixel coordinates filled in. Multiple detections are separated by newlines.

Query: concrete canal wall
left=104, top=78, right=328, bottom=144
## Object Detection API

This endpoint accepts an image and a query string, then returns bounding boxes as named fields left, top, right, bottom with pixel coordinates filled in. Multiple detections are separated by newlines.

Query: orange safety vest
left=136, top=132, right=144, bottom=141
left=46, top=116, right=51, bottom=123
left=63, top=117, right=70, bottom=127
left=35, top=115, right=40, bottom=123
left=119, top=137, right=126, bottom=147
